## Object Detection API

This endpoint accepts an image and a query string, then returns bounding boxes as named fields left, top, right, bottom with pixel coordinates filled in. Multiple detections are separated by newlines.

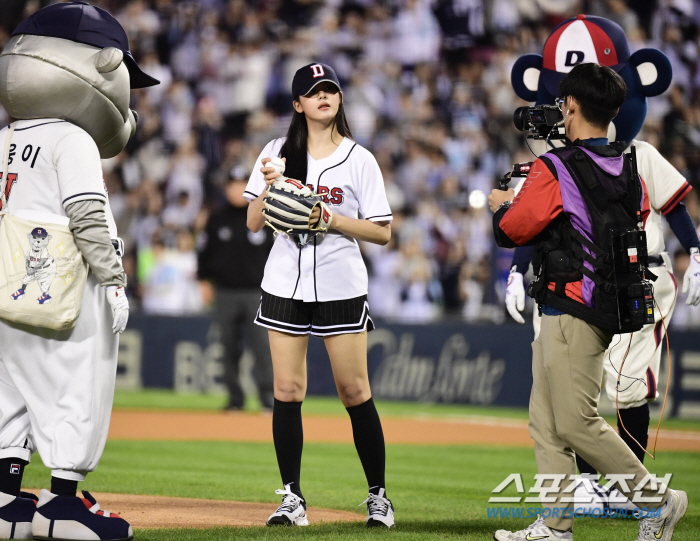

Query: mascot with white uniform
left=506, top=15, right=700, bottom=512
left=0, top=3, right=158, bottom=540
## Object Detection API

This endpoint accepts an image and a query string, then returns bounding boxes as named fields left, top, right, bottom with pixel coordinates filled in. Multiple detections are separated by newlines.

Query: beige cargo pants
left=529, top=314, right=669, bottom=532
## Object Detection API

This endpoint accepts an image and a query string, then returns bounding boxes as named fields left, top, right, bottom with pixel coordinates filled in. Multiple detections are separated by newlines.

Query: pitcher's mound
left=27, top=491, right=364, bottom=529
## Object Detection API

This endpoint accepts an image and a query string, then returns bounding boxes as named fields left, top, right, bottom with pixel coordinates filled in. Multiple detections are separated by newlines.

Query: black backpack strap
left=570, top=151, right=600, bottom=190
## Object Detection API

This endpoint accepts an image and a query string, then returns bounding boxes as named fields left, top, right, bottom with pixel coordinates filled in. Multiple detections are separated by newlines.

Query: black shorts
left=254, top=291, right=374, bottom=336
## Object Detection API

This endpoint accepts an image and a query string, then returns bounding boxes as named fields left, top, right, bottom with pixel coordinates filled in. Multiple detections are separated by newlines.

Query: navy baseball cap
left=12, top=1, right=159, bottom=89
left=292, top=63, right=341, bottom=97
left=30, top=227, right=48, bottom=238
left=541, top=14, right=629, bottom=98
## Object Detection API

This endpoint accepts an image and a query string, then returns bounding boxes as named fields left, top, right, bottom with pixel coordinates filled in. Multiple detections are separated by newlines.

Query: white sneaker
left=494, top=515, right=573, bottom=541
left=572, top=477, right=608, bottom=515
left=636, top=489, right=687, bottom=541
left=360, top=489, right=394, bottom=528
left=266, top=484, right=309, bottom=526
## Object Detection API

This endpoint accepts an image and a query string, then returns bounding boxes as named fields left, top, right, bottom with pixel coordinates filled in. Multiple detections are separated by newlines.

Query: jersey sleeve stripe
left=14, top=120, right=67, bottom=131
left=661, top=182, right=692, bottom=215
left=244, top=190, right=259, bottom=198
left=62, top=192, right=107, bottom=204
left=366, top=213, right=393, bottom=220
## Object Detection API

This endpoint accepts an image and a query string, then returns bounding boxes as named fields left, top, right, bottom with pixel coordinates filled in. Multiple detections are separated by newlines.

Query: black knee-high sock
left=618, top=403, right=650, bottom=464
left=0, top=458, right=28, bottom=496
left=272, top=399, right=304, bottom=500
left=346, top=398, right=386, bottom=495
left=575, top=454, right=598, bottom=477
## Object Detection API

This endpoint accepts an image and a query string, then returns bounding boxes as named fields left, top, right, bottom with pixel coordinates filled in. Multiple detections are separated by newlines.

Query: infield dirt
left=109, top=409, right=700, bottom=451
left=58, top=409, right=698, bottom=529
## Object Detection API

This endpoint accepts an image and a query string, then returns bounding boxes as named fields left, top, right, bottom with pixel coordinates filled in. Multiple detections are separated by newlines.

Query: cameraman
left=489, top=63, right=687, bottom=541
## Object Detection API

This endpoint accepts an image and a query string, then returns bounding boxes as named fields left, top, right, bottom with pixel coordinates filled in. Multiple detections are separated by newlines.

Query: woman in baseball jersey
left=245, top=63, right=394, bottom=528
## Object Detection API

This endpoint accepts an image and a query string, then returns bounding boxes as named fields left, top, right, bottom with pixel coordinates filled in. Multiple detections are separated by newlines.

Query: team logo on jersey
left=311, top=185, right=345, bottom=206
left=310, top=64, right=325, bottom=78
left=11, top=227, right=57, bottom=305
left=0, top=172, right=18, bottom=211
left=297, top=233, right=310, bottom=246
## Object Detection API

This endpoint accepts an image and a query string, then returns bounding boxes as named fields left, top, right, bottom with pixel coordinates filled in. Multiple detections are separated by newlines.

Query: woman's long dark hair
left=279, top=97, right=353, bottom=183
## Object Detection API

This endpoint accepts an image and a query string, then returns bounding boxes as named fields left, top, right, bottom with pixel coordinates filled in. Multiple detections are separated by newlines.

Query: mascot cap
left=30, top=228, right=48, bottom=239
left=541, top=14, right=629, bottom=97
left=12, top=1, right=159, bottom=88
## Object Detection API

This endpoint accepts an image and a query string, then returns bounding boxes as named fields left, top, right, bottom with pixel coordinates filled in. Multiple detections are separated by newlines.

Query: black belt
left=648, top=255, right=664, bottom=267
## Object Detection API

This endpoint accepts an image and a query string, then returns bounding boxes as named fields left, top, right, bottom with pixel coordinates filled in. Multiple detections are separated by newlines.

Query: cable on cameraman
left=608, top=333, right=647, bottom=393
left=609, top=280, right=654, bottom=393
left=616, top=286, right=672, bottom=461
left=525, top=136, right=538, bottom=159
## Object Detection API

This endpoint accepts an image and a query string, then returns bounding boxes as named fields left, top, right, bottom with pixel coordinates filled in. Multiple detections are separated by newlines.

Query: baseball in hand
left=269, top=157, right=286, bottom=177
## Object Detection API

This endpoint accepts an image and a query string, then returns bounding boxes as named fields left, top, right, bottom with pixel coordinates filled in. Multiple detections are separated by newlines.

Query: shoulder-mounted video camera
left=513, top=104, right=565, bottom=141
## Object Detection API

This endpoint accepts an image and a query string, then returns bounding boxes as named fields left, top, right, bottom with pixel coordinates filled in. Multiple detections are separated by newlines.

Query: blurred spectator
left=141, top=229, right=203, bottom=315
left=197, top=167, right=274, bottom=410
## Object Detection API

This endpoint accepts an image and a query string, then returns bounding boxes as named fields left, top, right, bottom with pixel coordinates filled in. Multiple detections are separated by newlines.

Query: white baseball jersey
left=0, top=119, right=120, bottom=480
left=27, top=247, right=53, bottom=270
left=0, top=119, right=118, bottom=235
left=245, top=137, right=392, bottom=302
left=628, top=139, right=692, bottom=256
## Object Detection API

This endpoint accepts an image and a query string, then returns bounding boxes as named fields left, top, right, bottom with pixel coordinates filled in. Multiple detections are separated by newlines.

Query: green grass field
left=22, top=391, right=700, bottom=540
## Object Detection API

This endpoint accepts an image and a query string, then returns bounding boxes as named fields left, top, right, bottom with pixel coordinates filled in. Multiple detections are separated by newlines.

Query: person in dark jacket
left=198, top=166, right=274, bottom=410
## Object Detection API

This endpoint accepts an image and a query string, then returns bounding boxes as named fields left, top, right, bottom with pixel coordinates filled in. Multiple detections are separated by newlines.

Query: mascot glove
left=683, top=247, right=700, bottom=306
left=505, top=268, right=526, bottom=324
left=106, top=285, right=129, bottom=334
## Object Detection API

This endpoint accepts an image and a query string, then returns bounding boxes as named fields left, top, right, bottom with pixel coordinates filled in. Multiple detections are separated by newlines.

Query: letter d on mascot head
left=0, top=1, right=159, bottom=158
left=511, top=14, right=672, bottom=145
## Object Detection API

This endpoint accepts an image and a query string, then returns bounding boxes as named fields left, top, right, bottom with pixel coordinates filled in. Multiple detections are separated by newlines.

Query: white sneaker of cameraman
left=494, top=515, right=572, bottom=541
left=636, top=489, right=687, bottom=541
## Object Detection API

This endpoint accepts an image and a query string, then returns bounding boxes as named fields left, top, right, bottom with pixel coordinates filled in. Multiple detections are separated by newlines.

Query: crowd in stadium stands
left=1, top=0, right=699, bottom=328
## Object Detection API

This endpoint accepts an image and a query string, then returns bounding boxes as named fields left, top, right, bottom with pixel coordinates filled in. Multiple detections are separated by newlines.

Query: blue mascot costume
left=511, top=14, right=672, bottom=145
left=503, top=13, right=700, bottom=513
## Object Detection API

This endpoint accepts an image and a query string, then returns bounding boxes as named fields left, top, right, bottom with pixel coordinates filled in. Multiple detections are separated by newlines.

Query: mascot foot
left=37, top=293, right=51, bottom=305
left=11, top=289, right=25, bottom=300
left=0, top=491, right=37, bottom=539
left=32, top=490, right=133, bottom=541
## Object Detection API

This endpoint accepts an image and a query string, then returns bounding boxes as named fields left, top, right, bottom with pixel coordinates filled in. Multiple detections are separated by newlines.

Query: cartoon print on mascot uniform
left=11, top=227, right=57, bottom=304
left=0, top=2, right=158, bottom=540
left=502, top=13, right=700, bottom=516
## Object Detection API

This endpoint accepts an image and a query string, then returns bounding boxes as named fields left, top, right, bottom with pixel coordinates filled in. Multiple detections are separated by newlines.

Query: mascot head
left=511, top=14, right=672, bottom=144
left=0, top=2, right=159, bottom=159
left=28, top=227, right=51, bottom=251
